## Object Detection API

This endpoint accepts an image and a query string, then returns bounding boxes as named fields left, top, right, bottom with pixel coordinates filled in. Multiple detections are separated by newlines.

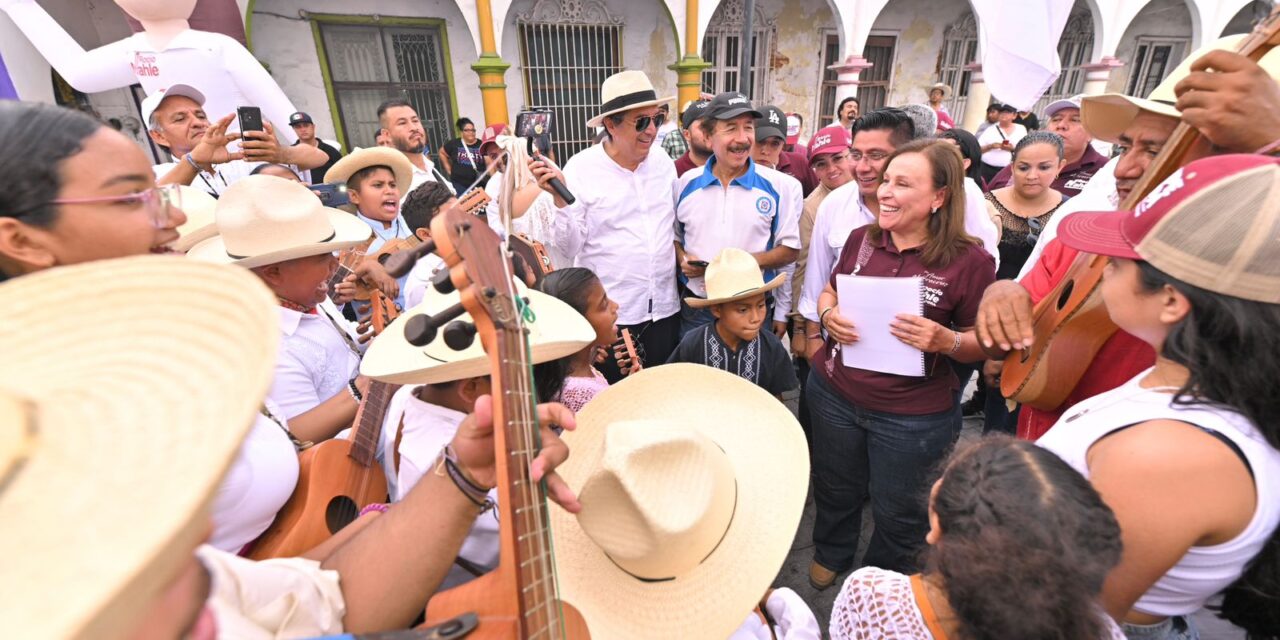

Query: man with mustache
left=674, top=92, right=801, bottom=336
left=377, top=98, right=453, bottom=199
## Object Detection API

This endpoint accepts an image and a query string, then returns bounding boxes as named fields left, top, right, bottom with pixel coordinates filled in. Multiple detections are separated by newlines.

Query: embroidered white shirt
left=268, top=304, right=362, bottom=420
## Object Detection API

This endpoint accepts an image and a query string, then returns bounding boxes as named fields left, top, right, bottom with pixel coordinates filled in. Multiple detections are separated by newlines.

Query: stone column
left=959, top=63, right=991, bottom=132
left=1081, top=56, right=1125, bottom=96
left=669, top=0, right=711, bottom=111
left=471, top=0, right=511, bottom=125
left=828, top=54, right=873, bottom=118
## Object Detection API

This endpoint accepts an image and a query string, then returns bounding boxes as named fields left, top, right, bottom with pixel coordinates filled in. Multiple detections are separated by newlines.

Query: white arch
left=1101, top=0, right=1202, bottom=57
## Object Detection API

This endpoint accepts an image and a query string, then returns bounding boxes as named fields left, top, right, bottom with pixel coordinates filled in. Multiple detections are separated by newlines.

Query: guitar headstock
left=1243, top=3, right=1280, bottom=51
left=428, top=197, right=520, bottom=352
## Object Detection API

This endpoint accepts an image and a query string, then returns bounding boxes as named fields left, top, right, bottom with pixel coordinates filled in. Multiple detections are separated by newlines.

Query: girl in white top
left=1040, top=154, right=1280, bottom=640
left=831, top=436, right=1126, bottom=640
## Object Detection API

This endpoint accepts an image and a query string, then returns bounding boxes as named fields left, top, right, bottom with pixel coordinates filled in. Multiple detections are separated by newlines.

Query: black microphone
left=533, top=149, right=575, bottom=205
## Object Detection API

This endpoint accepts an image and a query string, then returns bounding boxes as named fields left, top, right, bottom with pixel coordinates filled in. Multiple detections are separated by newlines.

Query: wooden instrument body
left=1000, top=8, right=1280, bottom=409
left=509, top=233, right=555, bottom=286
left=418, top=203, right=590, bottom=638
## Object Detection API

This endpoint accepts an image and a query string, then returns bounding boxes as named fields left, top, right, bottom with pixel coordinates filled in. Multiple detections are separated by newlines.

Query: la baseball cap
left=1056, top=154, right=1280, bottom=303
left=755, top=105, right=787, bottom=142
left=288, top=112, right=314, bottom=126
left=704, top=92, right=762, bottom=122
left=807, top=125, right=852, bottom=162
left=140, top=84, right=206, bottom=126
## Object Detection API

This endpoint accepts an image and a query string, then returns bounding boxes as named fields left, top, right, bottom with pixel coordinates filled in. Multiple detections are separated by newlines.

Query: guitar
left=508, top=233, right=555, bottom=286
left=248, top=288, right=401, bottom=560
left=613, top=327, right=642, bottom=374
left=419, top=197, right=590, bottom=637
left=1000, top=10, right=1280, bottom=410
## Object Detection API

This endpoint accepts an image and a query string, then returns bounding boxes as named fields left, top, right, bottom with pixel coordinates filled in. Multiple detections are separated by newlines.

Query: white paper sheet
left=835, top=274, right=925, bottom=377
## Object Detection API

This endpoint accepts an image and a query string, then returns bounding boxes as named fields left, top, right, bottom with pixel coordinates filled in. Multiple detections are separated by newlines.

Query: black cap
left=996, top=103, right=1017, bottom=113
left=681, top=99, right=710, bottom=129
left=704, top=92, right=762, bottom=122
left=288, top=112, right=313, bottom=125
left=755, top=104, right=787, bottom=142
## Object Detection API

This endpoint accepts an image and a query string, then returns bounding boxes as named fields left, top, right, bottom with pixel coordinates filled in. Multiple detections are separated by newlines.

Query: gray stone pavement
left=769, top=404, right=1245, bottom=639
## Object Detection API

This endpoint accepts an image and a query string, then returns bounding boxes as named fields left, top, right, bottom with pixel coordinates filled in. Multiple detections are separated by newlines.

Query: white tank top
left=1037, top=369, right=1280, bottom=617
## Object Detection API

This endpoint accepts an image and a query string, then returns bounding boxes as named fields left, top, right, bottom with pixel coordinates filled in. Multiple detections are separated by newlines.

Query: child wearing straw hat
left=667, top=248, right=798, bottom=399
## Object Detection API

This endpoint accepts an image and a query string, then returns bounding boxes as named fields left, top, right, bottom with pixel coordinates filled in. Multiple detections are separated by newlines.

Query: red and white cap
left=807, top=125, right=853, bottom=163
left=1057, top=154, right=1280, bottom=303
left=140, top=84, right=206, bottom=127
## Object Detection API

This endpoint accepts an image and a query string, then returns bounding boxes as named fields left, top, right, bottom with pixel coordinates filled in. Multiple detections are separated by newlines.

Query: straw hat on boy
left=684, top=247, right=785, bottom=308
left=586, top=70, right=675, bottom=128
left=361, top=281, right=596, bottom=384
left=0, top=256, right=279, bottom=639
left=186, top=174, right=371, bottom=268
left=549, top=364, right=809, bottom=639
left=169, top=185, right=219, bottom=252
left=325, top=146, right=415, bottom=193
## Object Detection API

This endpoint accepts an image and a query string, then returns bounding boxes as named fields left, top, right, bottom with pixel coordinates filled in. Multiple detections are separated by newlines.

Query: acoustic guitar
left=418, top=198, right=590, bottom=637
left=1001, top=9, right=1280, bottom=410
left=248, top=289, right=401, bottom=560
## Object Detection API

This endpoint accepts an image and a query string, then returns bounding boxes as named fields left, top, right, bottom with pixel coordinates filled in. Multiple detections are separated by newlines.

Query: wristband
left=819, top=306, right=835, bottom=328
left=948, top=330, right=963, bottom=355
left=184, top=152, right=204, bottom=172
left=435, top=445, right=495, bottom=513
left=807, top=333, right=823, bottom=340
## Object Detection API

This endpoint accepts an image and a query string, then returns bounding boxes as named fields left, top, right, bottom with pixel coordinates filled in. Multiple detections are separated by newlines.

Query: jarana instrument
left=1001, top=9, right=1280, bottom=410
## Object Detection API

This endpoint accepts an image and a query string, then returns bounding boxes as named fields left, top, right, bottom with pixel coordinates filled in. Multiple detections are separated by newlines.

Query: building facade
left=1, top=0, right=1270, bottom=161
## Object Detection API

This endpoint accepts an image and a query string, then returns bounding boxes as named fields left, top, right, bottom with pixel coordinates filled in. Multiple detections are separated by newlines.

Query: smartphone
left=237, top=106, right=264, bottom=134
left=311, top=183, right=349, bottom=208
left=515, top=109, right=554, bottom=158
left=688, top=260, right=709, bottom=268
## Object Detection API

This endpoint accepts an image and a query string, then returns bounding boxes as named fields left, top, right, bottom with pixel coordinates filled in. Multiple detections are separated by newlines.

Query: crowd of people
left=1, top=24, right=1280, bottom=640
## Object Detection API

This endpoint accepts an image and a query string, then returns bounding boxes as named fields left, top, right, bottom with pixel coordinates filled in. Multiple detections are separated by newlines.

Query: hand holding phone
left=237, top=106, right=264, bottom=133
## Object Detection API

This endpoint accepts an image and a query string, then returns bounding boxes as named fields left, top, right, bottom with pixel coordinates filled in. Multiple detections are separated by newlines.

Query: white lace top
left=830, top=567, right=1126, bottom=639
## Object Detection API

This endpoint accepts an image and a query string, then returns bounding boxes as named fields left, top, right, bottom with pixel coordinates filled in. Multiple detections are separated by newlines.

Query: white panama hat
left=586, top=70, right=675, bottom=128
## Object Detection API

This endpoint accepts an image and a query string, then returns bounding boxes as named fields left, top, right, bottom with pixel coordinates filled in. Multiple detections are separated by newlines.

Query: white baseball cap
left=140, top=84, right=206, bottom=127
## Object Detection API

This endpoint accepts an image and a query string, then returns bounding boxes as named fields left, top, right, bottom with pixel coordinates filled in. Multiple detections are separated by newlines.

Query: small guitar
left=249, top=289, right=401, bottom=560
left=508, top=233, right=555, bottom=286
left=1001, top=9, right=1280, bottom=410
left=418, top=197, right=589, bottom=637
left=612, top=327, right=641, bottom=375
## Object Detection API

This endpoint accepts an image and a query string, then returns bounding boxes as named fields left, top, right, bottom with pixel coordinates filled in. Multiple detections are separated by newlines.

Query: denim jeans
left=808, top=370, right=962, bottom=574
left=1122, top=616, right=1198, bottom=640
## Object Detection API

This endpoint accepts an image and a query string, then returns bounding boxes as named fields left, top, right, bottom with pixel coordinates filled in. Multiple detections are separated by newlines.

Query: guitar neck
left=349, top=380, right=398, bottom=467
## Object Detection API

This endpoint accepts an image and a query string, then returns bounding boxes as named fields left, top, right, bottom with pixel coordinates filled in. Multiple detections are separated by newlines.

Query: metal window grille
left=816, top=33, right=840, bottom=128
left=318, top=22, right=455, bottom=153
left=1125, top=37, right=1188, bottom=97
left=857, top=36, right=897, bottom=112
left=937, top=11, right=978, bottom=118
left=701, top=0, right=773, bottom=100
left=518, top=0, right=623, bottom=161
left=1027, top=8, right=1094, bottom=116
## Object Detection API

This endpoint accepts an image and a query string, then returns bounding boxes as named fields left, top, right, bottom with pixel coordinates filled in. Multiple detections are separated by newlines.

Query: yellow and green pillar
left=472, top=0, right=512, bottom=125
left=669, top=0, right=711, bottom=111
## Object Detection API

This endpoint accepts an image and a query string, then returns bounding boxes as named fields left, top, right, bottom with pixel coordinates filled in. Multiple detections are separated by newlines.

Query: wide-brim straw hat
left=928, top=82, right=952, bottom=99
left=169, top=185, right=219, bottom=252
left=685, top=247, right=785, bottom=308
left=549, top=364, right=809, bottom=639
left=0, top=256, right=279, bottom=638
left=361, top=282, right=595, bottom=384
left=1083, top=34, right=1280, bottom=143
left=586, top=70, right=675, bottom=128
left=324, top=146, right=415, bottom=194
left=187, top=174, right=371, bottom=269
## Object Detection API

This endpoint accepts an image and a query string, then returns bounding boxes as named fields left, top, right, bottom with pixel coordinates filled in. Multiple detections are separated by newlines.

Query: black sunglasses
left=631, top=113, right=667, bottom=132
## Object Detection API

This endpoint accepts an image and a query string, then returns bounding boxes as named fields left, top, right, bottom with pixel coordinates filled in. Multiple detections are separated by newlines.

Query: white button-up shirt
left=268, top=304, right=363, bottom=420
left=380, top=386, right=499, bottom=589
left=551, top=143, right=680, bottom=325
left=405, top=152, right=453, bottom=201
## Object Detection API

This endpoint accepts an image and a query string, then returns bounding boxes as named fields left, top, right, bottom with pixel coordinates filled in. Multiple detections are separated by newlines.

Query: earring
left=931, top=206, right=939, bottom=215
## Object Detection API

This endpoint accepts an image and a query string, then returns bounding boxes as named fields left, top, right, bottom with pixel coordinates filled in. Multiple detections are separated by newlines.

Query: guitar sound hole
left=1056, top=280, right=1075, bottom=311
left=326, top=496, right=359, bottom=534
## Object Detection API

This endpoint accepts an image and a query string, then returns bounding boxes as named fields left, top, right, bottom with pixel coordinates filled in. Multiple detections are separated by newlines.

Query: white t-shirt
left=977, top=123, right=1028, bottom=167
left=153, top=159, right=260, bottom=197
left=209, top=398, right=299, bottom=552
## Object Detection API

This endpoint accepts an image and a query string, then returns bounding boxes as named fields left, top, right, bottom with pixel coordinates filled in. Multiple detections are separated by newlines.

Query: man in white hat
left=978, top=37, right=1280, bottom=442
left=528, top=70, right=682, bottom=379
left=188, top=174, right=375, bottom=445
left=984, top=95, right=1108, bottom=197
left=0, top=255, right=581, bottom=639
left=927, top=82, right=955, bottom=132
left=146, top=84, right=328, bottom=196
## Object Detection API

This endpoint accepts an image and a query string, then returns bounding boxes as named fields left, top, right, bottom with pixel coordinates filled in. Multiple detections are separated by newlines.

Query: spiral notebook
left=835, top=274, right=926, bottom=377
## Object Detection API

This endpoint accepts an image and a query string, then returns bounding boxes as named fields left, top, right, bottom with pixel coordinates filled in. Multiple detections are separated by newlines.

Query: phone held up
left=237, top=106, right=264, bottom=134
left=515, top=109, right=575, bottom=205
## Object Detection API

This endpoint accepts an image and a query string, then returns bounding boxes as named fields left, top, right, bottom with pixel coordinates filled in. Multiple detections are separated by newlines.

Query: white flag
left=970, top=0, right=1074, bottom=110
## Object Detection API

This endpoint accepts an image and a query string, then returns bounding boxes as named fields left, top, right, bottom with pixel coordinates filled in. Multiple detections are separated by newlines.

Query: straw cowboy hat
left=549, top=364, right=809, bottom=639
left=928, top=82, right=952, bottom=99
left=169, top=185, right=219, bottom=252
left=324, top=146, right=415, bottom=194
left=0, top=256, right=279, bottom=639
left=586, top=70, right=675, bottom=128
left=685, top=247, right=785, bottom=308
left=1083, top=34, right=1280, bottom=143
left=361, top=281, right=596, bottom=384
left=187, top=174, right=371, bottom=269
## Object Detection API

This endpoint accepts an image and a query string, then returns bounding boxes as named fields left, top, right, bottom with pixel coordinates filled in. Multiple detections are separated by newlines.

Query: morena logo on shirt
left=756, top=196, right=773, bottom=215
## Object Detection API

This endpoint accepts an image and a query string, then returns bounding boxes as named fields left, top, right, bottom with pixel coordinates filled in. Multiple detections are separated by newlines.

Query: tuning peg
left=404, top=302, right=466, bottom=346
left=432, top=267, right=456, bottom=294
left=383, top=239, right=438, bottom=278
left=442, top=320, right=478, bottom=351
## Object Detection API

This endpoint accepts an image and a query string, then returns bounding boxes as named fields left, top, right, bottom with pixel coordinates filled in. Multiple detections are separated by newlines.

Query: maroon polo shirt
left=985, top=144, right=1108, bottom=197
left=777, top=149, right=818, bottom=197
left=813, top=226, right=996, bottom=415
left=674, top=152, right=700, bottom=177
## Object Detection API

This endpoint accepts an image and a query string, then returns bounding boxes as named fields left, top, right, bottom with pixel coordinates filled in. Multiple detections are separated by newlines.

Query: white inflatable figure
left=0, top=0, right=299, bottom=143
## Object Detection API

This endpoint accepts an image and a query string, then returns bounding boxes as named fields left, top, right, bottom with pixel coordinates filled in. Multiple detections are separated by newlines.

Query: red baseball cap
left=807, top=125, right=853, bottom=164
left=479, top=123, right=510, bottom=155
left=1057, top=154, right=1280, bottom=303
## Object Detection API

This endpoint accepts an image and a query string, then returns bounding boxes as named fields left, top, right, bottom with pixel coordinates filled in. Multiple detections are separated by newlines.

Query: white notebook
left=835, top=274, right=926, bottom=377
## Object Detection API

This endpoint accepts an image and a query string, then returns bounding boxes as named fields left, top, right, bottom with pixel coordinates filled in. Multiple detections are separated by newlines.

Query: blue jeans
left=808, top=370, right=961, bottom=574
left=1122, top=616, right=1198, bottom=640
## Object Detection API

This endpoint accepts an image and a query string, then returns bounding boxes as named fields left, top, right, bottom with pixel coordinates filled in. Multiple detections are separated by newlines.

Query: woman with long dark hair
left=1043, top=154, right=1280, bottom=640
left=534, top=267, right=626, bottom=409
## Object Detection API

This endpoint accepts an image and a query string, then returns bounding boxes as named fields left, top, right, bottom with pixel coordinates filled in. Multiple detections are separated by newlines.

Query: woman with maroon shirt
left=807, top=140, right=996, bottom=588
